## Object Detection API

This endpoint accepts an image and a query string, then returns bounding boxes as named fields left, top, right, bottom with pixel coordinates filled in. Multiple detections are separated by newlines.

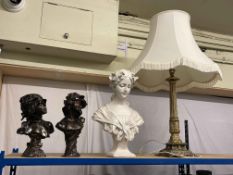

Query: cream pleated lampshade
left=131, top=10, right=222, bottom=92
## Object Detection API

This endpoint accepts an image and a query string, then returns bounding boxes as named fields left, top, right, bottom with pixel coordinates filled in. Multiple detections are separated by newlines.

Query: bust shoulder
left=92, top=104, right=108, bottom=120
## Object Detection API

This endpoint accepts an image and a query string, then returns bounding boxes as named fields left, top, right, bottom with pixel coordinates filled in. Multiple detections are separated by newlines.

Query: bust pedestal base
left=108, top=138, right=135, bottom=157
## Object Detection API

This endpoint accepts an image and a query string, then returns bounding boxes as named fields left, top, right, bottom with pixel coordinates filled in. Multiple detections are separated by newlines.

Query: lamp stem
left=168, top=69, right=182, bottom=145
left=158, top=69, right=194, bottom=157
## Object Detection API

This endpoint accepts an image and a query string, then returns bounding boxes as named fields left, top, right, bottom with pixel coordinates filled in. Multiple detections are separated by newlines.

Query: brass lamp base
left=155, top=69, right=196, bottom=158
left=157, top=143, right=195, bottom=157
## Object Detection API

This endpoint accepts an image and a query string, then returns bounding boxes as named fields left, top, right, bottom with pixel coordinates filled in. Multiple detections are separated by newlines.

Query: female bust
left=56, top=92, right=87, bottom=157
left=17, top=94, right=54, bottom=157
left=93, top=69, right=144, bottom=157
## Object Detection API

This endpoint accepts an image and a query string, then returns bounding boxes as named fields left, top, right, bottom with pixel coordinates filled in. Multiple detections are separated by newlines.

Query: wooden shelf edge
left=0, top=63, right=109, bottom=85
left=1, top=63, right=233, bottom=97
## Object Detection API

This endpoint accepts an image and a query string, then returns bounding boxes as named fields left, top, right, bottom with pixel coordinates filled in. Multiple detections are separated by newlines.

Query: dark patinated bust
left=56, top=92, right=87, bottom=157
left=17, top=94, right=54, bottom=157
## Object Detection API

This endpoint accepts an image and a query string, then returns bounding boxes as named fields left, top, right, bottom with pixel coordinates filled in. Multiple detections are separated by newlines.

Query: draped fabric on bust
left=93, top=104, right=144, bottom=141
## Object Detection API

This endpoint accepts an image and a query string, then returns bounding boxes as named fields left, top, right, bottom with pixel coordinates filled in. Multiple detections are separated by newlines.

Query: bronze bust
left=17, top=94, right=54, bottom=157
left=56, top=92, right=87, bottom=157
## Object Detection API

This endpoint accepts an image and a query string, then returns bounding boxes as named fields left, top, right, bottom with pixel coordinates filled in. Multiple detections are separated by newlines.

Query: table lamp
left=131, top=10, right=222, bottom=157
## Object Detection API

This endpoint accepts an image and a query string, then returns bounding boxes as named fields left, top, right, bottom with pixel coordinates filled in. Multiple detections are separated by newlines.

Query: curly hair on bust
left=109, top=69, right=138, bottom=88
left=62, top=92, right=87, bottom=117
left=19, top=94, right=46, bottom=120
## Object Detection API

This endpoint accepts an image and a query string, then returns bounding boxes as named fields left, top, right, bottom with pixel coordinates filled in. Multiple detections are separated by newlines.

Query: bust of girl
left=93, top=69, right=144, bottom=157
left=56, top=92, right=87, bottom=157
left=17, top=94, right=54, bottom=157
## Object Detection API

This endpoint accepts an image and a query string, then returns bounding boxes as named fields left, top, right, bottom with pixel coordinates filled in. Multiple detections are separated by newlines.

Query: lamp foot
left=157, top=143, right=196, bottom=157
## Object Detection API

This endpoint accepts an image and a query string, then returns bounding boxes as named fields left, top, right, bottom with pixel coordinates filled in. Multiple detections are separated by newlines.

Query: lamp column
left=168, top=69, right=182, bottom=145
left=159, top=69, right=193, bottom=157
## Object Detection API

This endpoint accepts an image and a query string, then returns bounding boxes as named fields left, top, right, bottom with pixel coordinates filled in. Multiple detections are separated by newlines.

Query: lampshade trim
left=131, top=56, right=222, bottom=92
left=135, top=73, right=221, bottom=93
left=132, top=56, right=222, bottom=75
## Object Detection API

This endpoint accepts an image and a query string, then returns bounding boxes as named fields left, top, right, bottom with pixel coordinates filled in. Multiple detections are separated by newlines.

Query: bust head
left=63, top=92, right=87, bottom=117
left=109, top=69, right=138, bottom=100
left=20, top=94, right=47, bottom=121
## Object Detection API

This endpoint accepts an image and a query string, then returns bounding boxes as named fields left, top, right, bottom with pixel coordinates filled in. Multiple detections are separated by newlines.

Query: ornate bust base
left=107, top=137, right=136, bottom=157
left=23, top=139, right=45, bottom=157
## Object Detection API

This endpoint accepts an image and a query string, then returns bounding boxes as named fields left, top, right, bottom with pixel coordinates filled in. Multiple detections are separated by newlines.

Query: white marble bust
left=93, top=69, right=144, bottom=157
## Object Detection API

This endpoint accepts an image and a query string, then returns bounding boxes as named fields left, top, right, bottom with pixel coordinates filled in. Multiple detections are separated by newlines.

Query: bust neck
left=111, top=95, right=129, bottom=106
left=29, top=115, right=42, bottom=121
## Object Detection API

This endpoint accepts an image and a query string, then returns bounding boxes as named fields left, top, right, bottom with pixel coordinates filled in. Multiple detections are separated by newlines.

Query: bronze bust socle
left=56, top=92, right=87, bottom=157
left=17, top=94, right=54, bottom=157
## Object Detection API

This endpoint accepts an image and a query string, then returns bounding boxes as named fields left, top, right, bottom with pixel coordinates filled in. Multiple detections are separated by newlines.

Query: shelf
left=2, top=152, right=233, bottom=167
left=2, top=151, right=233, bottom=175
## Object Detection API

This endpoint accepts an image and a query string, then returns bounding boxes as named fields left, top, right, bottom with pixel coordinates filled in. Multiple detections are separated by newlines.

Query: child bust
left=56, top=92, right=87, bottom=157
left=93, top=69, right=144, bottom=157
left=17, top=94, right=54, bottom=157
